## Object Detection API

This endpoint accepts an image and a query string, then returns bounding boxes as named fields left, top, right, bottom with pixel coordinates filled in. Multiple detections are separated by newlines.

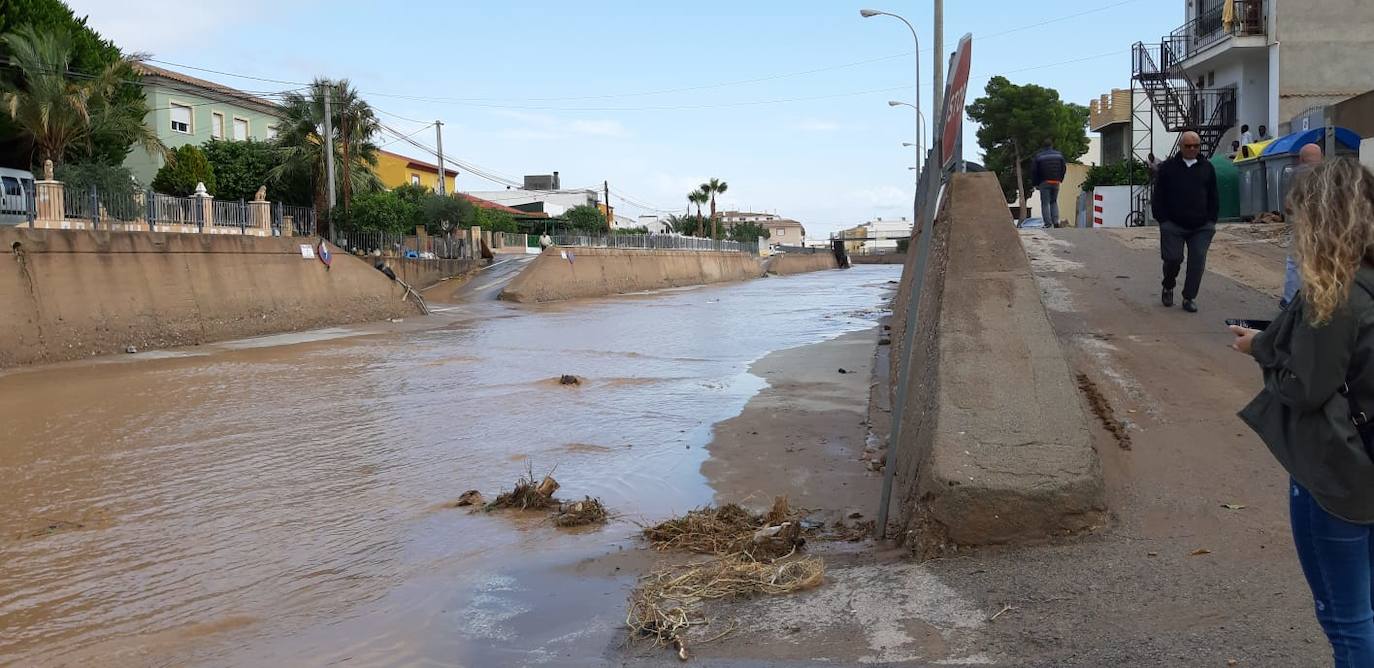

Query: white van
left=0, top=167, right=35, bottom=225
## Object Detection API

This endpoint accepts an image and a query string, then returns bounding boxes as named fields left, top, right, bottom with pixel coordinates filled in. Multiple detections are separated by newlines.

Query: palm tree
left=700, top=178, right=728, bottom=239
left=0, top=25, right=163, bottom=167
left=688, top=189, right=707, bottom=218
left=271, top=78, right=383, bottom=231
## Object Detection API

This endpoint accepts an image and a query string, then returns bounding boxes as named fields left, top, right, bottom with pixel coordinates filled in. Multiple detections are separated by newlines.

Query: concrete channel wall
left=389, top=257, right=482, bottom=290
left=765, top=252, right=839, bottom=275
left=0, top=228, right=419, bottom=369
left=499, top=247, right=767, bottom=303
left=890, top=173, right=1106, bottom=550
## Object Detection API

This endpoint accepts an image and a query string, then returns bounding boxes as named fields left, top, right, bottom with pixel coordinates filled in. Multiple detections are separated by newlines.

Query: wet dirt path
left=0, top=265, right=898, bottom=667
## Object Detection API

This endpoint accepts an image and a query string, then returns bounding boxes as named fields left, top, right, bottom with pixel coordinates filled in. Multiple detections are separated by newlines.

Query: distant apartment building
left=719, top=210, right=805, bottom=244
left=125, top=63, right=283, bottom=186
left=1089, top=88, right=1181, bottom=164
left=837, top=217, right=910, bottom=254
left=1131, top=0, right=1374, bottom=157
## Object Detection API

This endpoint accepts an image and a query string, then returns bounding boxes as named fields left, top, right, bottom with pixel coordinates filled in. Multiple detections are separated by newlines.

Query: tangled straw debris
left=449, top=490, right=485, bottom=508
left=487, top=466, right=562, bottom=511
left=627, top=555, right=825, bottom=660
left=642, top=496, right=805, bottom=560
left=554, top=496, right=609, bottom=527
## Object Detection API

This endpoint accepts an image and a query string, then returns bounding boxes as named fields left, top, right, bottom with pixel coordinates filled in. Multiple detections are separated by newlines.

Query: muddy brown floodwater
left=0, top=265, right=899, bottom=667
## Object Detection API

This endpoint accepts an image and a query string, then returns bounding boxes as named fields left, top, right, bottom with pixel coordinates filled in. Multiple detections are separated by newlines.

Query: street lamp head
left=859, top=9, right=882, bottom=18
left=888, top=100, right=903, bottom=107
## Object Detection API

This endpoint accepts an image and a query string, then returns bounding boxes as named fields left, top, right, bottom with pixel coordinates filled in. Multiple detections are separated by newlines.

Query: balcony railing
left=1168, top=0, right=1265, bottom=62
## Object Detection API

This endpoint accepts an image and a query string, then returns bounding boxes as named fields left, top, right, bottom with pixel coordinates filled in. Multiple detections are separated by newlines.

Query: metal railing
left=17, top=184, right=317, bottom=237
left=1168, top=0, right=1265, bottom=62
left=550, top=233, right=756, bottom=254
left=276, top=204, right=316, bottom=237
left=332, top=227, right=471, bottom=259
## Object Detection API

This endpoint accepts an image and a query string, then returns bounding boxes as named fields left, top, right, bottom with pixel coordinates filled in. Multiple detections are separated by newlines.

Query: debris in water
left=25, top=520, right=84, bottom=538
left=1221, top=503, right=1246, bottom=510
left=559, top=374, right=581, bottom=385
left=878, top=338, right=891, bottom=345
left=487, top=466, right=562, bottom=511
left=1076, top=373, right=1132, bottom=450
left=1190, top=548, right=1213, bottom=556
left=626, top=554, right=824, bottom=660
left=643, top=496, right=804, bottom=560
left=449, top=490, right=485, bottom=508
left=554, top=496, right=609, bottom=527
left=124, top=346, right=137, bottom=354
left=837, top=368, right=848, bottom=374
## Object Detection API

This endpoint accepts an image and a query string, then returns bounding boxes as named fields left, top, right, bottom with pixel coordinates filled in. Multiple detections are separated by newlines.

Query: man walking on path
left=1030, top=139, right=1067, bottom=228
left=1280, top=143, right=1324, bottom=309
left=1152, top=130, right=1219, bottom=313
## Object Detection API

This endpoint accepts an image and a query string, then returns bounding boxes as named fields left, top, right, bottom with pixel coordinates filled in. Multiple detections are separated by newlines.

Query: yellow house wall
left=375, top=152, right=457, bottom=192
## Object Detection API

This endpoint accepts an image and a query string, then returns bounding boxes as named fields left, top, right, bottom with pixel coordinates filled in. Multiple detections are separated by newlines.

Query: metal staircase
left=1131, top=39, right=1236, bottom=157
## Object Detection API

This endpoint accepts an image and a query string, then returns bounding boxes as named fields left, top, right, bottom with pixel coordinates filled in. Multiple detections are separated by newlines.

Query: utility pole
left=933, top=0, right=945, bottom=122
left=435, top=120, right=446, bottom=196
left=322, top=80, right=337, bottom=230
left=604, top=180, right=612, bottom=231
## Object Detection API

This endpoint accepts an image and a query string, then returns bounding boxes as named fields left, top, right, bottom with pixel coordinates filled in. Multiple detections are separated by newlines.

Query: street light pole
left=861, top=9, right=922, bottom=178
left=891, top=102, right=926, bottom=174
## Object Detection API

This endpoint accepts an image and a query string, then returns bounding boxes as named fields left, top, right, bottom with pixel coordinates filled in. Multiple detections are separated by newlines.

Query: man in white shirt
left=1239, top=124, right=1254, bottom=146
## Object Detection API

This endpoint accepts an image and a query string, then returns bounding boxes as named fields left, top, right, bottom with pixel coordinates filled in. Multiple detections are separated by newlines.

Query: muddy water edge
left=0, top=265, right=899, bottom=666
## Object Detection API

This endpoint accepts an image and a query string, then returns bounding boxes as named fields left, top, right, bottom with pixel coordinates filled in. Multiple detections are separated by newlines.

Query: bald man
left=1152, top=131, right=1219, bottom=313
left=1280, top=143, right=1325, bottom=309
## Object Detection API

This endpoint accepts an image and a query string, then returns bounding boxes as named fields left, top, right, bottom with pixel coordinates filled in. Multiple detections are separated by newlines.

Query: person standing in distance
left=1152, top=131, right=1219, bottom=313
left=1240, top=124, right=1254, bottom=146
left=1030, top=139, right=1067, bottom=228
left=1281, top=143, right=1325, bottom=310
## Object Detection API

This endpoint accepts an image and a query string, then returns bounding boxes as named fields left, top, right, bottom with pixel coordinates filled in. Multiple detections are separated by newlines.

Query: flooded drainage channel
left=0, top=266, right=899, bottom=666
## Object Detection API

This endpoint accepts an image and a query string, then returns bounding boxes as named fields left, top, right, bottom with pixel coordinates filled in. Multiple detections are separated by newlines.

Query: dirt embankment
left=0, top=227, right=418, bottom=368
left=499, top=248, right=765, bottom=303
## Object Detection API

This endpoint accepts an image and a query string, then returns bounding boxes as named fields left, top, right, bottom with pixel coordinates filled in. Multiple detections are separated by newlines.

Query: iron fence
left=18, top=184, right=317, bottom=236
left=551, top=233, right=756, bottom=254
left=1167, top=0, right=1264, bottom=62
left=276, top=204, right=316, bottom=237
left=332, top=228, right=471, bottom=259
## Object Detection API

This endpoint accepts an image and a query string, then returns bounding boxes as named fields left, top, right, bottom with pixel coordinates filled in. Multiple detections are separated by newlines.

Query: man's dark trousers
left=1160, top=221, right=1215, bottom=300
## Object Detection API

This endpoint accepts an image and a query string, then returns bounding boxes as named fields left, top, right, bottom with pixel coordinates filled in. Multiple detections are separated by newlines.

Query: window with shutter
left=170, top=104, right=192, bottom=133
left=233, top=118, right=249, bottom=141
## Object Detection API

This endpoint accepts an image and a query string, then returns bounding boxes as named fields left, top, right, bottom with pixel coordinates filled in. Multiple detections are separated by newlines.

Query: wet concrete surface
left=0, top=264, right=899, bottom=666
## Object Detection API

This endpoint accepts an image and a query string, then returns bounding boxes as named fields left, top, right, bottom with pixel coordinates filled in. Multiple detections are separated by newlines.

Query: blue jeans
left=1291, top=479, right=1374, bottom=667
left=1039, top=184, right=1060, bottom=227
left=1283, top=254, right=1301, bottom=308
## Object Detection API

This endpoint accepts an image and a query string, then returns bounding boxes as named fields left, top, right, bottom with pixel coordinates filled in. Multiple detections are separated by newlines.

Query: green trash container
left=1210, top=155, right=1239, bottom=221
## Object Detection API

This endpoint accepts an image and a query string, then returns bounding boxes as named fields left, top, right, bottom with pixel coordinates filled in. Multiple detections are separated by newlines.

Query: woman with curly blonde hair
left=1232, top=157, right=1374, bottom=666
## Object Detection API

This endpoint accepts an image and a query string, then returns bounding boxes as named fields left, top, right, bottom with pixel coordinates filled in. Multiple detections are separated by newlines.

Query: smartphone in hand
left=1225, top=319, right=1271, bottom=330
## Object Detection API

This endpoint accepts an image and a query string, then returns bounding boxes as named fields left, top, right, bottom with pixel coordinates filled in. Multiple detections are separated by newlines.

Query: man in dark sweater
left=1030, top=139, right=1067, bottom=228
left=1151, top=131, right=1219, bottom=313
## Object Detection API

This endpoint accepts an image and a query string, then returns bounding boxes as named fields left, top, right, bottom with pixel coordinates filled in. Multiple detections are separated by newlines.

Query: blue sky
left=70, top=0, right=1181, bottom=238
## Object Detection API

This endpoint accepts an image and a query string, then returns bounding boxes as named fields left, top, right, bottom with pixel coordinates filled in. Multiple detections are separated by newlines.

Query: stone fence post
left=34, top=159, right=63, bottom=228
left=191, top=182, right=214, bottom=233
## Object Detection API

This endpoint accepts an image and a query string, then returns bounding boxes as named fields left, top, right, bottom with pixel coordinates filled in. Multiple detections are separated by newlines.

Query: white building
left=1090, top=89, right=1181, bottom=163
left=860, top=217, right=912, bottom=253
left=636, top=215, right=669, bottom=234
left=462, top=187, right=600, bottom=218
left=1131, top=0, right=1374, bottom=157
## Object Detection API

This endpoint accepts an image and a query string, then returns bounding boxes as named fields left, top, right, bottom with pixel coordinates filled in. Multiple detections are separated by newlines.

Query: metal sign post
left=875, top=32, right=973, bottom=540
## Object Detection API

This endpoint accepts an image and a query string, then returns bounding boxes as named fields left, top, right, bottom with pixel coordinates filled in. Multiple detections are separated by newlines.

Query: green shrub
left=152, top=144, right=216, bottom=196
